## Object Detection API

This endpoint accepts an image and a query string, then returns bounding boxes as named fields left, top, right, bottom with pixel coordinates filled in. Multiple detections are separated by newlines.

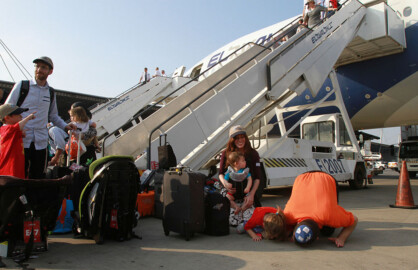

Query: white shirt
left=6, top=79, right=67, bottom=149
left=140, top=71, right=151, bottom=83
left=153, top=69, right=161, bottom=77
left=73, top=120, right=92, bottom=134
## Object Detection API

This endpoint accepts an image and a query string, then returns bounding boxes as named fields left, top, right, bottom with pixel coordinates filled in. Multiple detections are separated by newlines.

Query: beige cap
left=229, top=125, right=246, bottom=138
left=0, top=104, right=28, bottom=122
left=33, top=56, right=53, bottom=69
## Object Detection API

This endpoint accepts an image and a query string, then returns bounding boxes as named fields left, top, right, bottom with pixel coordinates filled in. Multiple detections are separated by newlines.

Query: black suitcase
left=204, top=191, right=230, bottom=236
left=153, top=170, right=164, bottom=219
left=162, top=168, right=206, bottom=240
left=69, top=166, right=90, bottom=212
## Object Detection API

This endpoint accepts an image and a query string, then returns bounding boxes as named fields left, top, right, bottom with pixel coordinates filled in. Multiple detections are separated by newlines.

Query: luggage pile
left=140, top=165, right=231, bottom=240
left=0, top=175, right=72, bottom=262
left=161, top=166, right=230, bottom=240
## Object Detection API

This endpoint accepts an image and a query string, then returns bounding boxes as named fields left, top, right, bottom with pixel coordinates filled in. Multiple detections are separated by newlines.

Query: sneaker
left=236, top=223, right=245, bottom=234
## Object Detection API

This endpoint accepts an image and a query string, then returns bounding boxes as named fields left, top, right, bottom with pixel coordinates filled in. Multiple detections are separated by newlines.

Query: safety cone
left=389, top=161, right=418, bottom=209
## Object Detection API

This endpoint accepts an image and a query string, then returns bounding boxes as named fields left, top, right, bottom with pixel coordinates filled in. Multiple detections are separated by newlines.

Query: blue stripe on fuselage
left=285, top=23, right=418, bottom=119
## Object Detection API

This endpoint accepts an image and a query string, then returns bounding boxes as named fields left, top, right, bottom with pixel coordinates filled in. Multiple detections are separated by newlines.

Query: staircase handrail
left=102, top=16, right=302, bottom=155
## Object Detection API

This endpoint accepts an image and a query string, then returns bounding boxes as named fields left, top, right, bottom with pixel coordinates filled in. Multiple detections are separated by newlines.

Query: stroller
left=0, top=175, right=72, bottom=265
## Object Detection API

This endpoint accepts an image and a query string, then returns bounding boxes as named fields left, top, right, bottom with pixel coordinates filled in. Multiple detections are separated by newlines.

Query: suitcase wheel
left=163, top=220, right=169, bottom=236
left=93, top=233, right=104, bottom=245
left=183, top=221, right=193, bottom=241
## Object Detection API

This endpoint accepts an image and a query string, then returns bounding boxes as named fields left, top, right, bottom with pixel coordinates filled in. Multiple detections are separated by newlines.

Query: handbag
left=158, top=134, right=177, bottom=170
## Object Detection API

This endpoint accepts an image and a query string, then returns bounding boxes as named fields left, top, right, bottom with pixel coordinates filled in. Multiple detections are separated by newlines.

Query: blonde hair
left=70, top=107, right=89, bottom=123
left=262, top=211, right=286, bottom=240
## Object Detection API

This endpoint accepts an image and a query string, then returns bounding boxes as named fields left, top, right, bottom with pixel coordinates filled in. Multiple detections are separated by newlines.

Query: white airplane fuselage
left=184, top=0, right=418, bottom=131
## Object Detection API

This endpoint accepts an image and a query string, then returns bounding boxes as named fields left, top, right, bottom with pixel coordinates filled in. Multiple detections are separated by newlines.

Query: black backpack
left=76, top=156, right=140, bottom=244
left=16, top=80, right=55, bottom=121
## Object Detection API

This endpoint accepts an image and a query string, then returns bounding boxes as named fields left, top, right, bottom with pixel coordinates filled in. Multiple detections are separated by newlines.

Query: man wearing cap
left=284, top=171, right=358, bottom=247
left=0, top=104, right=36, bottom=178
left=5, top=56, right=75, bottom=178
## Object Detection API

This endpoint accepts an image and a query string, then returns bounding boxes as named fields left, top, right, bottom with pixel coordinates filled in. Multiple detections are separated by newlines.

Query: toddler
left=67, top=107, right=100, bottom=159
left=222, top=151, right=253, bottom=214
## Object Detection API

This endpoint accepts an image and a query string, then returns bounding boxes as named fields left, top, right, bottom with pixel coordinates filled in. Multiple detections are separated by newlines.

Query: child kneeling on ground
left=237, top=206, right=286, bottom=242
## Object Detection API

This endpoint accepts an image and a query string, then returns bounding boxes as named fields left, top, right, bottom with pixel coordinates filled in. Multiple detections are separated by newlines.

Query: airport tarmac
left=3, top=170, right=418, bottom=270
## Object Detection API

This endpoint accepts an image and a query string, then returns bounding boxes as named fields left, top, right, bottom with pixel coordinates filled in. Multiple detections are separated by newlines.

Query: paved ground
left=3, top=170, right=418, bottom=270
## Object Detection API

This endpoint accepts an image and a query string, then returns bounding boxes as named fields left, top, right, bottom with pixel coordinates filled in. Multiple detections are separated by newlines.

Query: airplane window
left=403, top=7, right=412, bottom=17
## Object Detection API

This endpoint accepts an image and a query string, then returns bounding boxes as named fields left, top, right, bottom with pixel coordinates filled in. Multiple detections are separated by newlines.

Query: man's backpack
left=16, top=80, right=55, bottom=122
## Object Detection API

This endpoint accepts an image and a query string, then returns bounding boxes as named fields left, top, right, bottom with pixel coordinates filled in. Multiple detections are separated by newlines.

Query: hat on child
left=293, top=219, right=319, bottom=246
left=229, top=125, right=246, bottom=138
left=0, top=104, right=29, bottom=122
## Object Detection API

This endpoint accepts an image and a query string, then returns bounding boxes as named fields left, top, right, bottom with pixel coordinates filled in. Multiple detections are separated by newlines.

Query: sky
left=0, top=0, right=401, bottom=145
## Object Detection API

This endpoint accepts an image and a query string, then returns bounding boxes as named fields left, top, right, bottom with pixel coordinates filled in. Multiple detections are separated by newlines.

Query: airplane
left=182, top=0, right=417, bottom=132
left=68, top=0, right=415, bottom=145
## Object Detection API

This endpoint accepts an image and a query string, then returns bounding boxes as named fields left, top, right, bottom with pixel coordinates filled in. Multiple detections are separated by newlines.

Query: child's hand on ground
left=252, top=234, right=262, bottom=242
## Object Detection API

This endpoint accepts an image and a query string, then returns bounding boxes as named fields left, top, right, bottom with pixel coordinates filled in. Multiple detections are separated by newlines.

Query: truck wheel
left=349, top=166, right=366, bottom=190
left=408, top=171, right=416, bottom=179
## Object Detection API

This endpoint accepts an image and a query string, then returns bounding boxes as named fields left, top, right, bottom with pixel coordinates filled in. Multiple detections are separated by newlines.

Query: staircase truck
left=398, top=125, right=418, bottom=178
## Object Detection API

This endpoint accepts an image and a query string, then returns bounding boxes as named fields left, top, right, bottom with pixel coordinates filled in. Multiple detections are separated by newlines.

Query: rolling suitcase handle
left=167, top=165, right=189, bottom=175
left=66, top=130, right=83, bottom=167
left=159, top=134, right=167, bottom=147
left=66, top=130, right=72, bottom=167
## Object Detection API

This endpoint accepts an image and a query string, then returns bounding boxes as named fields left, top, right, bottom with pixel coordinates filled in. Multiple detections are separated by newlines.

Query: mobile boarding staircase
left=101, top=0, right=370, bottom=171
left=90, top=76, right=193, bottom=140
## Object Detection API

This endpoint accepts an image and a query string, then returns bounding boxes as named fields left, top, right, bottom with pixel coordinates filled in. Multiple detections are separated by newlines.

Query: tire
left=408, top=171, right=416, bottom=179
left=349, top=166, right=366, bottom=190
